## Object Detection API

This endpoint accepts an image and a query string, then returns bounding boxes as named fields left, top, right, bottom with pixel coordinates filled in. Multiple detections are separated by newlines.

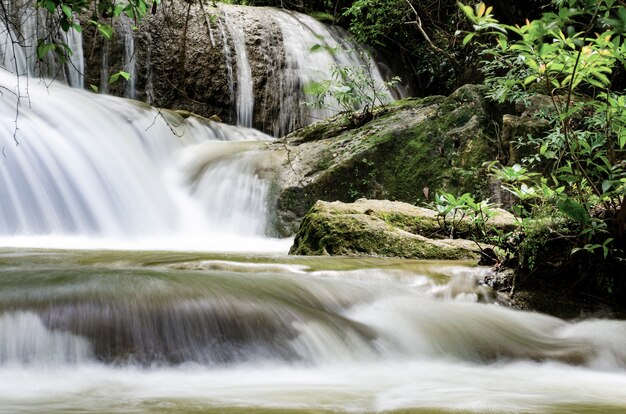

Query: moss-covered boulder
left=271, top=84, right=499, bottom=235
left=288, top=199, right=514, bottom=260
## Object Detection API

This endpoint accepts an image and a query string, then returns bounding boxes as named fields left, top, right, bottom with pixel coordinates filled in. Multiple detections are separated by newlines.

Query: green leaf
left=90, top=84, right=99, bottom=93
left=96, top=23, right=113, bottom=39
left=43, top=0, right=56, bottom=13
left=61, top=4, right=73, bottom=20
left=108, top=71, right=131, bottom=84
left=602, top=179, right=612, bottom=193
left=524, top=75, right=537, bottom=86
left=37, top=42, right=55, bottom=60
left=557, top=197, right=590, bottom=224
left=462, top=32, right=475, bottom=47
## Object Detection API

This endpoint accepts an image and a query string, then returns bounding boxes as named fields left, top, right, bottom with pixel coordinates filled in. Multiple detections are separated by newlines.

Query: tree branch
left=403, top=0, right=460, bottom=69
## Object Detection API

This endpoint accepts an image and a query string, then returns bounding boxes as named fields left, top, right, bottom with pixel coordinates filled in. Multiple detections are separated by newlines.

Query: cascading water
left=213, top=4, right=395, bottom=136
left=265, top=8, right=389, bottom=135
left=2, top=5, right=625, bottom=414
left=0, top=0, right=83, bottom=87
left=221, top=6, right=255, bottom=128
left=1, top=251, right=626, bottom=414
left=0, top=68, right=284, bottom=251
left=2, top=1, right=399, bottom=136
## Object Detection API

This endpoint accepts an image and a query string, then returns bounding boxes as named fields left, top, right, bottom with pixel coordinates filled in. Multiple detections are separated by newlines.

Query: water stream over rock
left=1, top=251, right=626, bottom=414
left=1, top=4, right=626, bottom=414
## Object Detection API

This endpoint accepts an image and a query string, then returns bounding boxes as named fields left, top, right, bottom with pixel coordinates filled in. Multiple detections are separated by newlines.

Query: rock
left=501, top=114, right=550, bottom=165
left=288, top=199, right=515, bottom=260
left=272, top=85, right=501, bottom=235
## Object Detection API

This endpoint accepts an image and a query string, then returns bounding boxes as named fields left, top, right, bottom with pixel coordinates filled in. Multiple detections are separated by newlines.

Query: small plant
left=304, top=48, right=400, bottom=126
left=32, top=0, right=158, bottom=88
left=433, top=192, right=494, bottom=239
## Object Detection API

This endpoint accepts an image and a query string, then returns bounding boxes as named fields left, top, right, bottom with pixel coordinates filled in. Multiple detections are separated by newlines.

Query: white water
left=217, top=5, right=394, bottom=136
left=0, top=253, right=625, bottom=413
left=267, top=9, right=390, bottom=134
left=1, top=6, right=625, bottom=413
left=1, top=2, right=397, bottom=136
left=0, top=69, right=287, bottom=251
left=0, top=0, right=83, bottom=87
left=221, top=5, right=255, bottom=128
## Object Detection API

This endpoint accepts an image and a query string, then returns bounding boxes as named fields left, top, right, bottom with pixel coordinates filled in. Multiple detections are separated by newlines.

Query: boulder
left=289, top=199, right=516, bottom=260
left=272, top=85, right=501, bottom=235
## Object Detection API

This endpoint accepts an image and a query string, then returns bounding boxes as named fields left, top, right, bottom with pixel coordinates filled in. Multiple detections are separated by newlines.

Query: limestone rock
left=272, top=85, right=500, bottom=235
left=289, top=199, right=515, bottom=260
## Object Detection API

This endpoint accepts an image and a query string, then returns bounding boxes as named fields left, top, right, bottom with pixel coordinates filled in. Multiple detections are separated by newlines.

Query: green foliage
left=304, top=49, right=400, bottom=125
left=342, top=0, right=409, bottom=46
left=461, top=0, right=626, bottom=264
left=433, top=192, right=494, bottom=239
left=108, top=71, right=131, bottom=84
left=34, top=0, right=158, bottom=86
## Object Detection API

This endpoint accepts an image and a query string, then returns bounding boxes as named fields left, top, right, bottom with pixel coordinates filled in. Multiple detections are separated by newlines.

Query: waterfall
left=0, top=0, right=83, bottom=87
left=120, top=17, right=137, bottom=99
left=221, top=6, right=254, bottom=128
left=0, top=69, right=281, bottom=248
left=216, top=4, right=395, bottom=136
left=265, top=9, right=390, bottom=135
left=1, top=2, right=400, bottom=136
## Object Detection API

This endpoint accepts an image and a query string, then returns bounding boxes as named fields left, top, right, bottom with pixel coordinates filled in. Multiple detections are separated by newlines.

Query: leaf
left=60, top=18, right=70, bottom=32
left=97, top=23, right=113, bottom=39
left=61, top=4, right=73, bottom=20
left=90, top=84, right=99, bottom=93
left=602, top=179, right=612, bottom=193
left=462, top=32, right=475, bottom=47
left=557, top=197, right=590, bottom=224
left=524, top=75, right=537, bottom=86
left=109, top=71, right=131, bottom=84
left=43, top=0, right=56, bottom=13
left=476, top=3, right=486, bottom=18
left=37, top=42, right=55, bottom=60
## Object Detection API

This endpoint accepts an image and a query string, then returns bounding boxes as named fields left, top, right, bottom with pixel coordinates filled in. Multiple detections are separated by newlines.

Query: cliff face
left=80, top=2, right=398, bottom=137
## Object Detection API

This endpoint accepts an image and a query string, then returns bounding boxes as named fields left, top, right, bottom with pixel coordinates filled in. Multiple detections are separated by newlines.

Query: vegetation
left=5, top=0, right=158, bottom=84
left=304, top=49, right=400, bottom=127
left=12, top=0, right=624, bottom=306
left=456, top=0, right=626, bottom=305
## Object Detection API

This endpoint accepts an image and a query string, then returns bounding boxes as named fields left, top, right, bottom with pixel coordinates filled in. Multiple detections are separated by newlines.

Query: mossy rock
left=272, top=84, right=501, bottom=235
left=288, top=199, right=508, bottom=260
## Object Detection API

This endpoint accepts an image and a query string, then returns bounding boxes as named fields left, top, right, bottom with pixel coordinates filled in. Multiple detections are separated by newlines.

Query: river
left=1, top=248, right=626, bottom=414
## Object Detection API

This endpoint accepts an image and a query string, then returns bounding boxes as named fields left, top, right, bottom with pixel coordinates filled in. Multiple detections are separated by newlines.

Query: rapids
left=1, top=9, right=626, bottom=414
left=1, top=250, right=626, bottom=414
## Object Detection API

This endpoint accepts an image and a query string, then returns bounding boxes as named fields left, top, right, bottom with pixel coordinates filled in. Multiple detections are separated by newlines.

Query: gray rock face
left=270, top=85, right=500, bottom=235
left=81, top=3, right=394, bottom=137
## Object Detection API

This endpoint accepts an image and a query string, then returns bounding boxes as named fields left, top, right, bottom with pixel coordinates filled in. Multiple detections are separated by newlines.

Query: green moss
left=277, top=85, right=498, bottom=234
left=376, top=212, right=443, bottom=238
left=289, top=202, right=482, bottom=260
